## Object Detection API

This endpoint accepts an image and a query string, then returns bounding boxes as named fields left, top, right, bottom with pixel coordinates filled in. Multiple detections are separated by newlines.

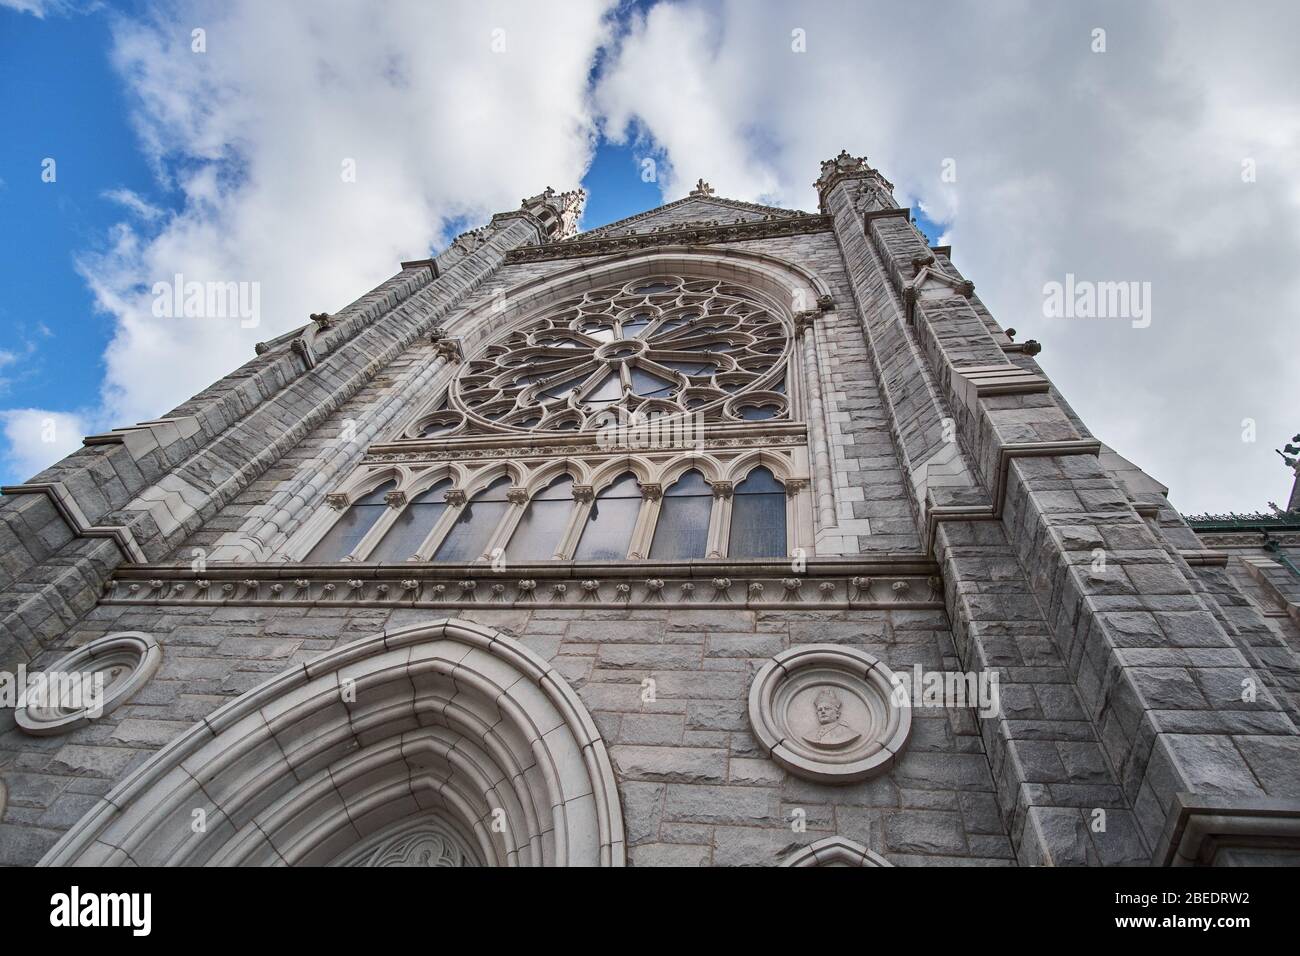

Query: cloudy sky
left=1, top=0, right=1297, bottom=515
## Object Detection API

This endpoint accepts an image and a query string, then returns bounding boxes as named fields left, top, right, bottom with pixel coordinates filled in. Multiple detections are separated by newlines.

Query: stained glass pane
left=660, top=360, right=719, bottom=376
left=305, top=481, right=396, bottom=561
left=434, top=477, right=512, bottom=562
left=505, top=475, right=575, bottom=561
left=649, top=470, right=712, bottom=559
left=573, top=472, right=641, bottom=561
left=621, top=313, right=653, bottom=338
left=586, top=372, right=623, bottom=405
left=728, top=467, right=786, bottom=558
left=629, top=367, right=675, bottom=398
left=368, top=479, right=452, bottom=562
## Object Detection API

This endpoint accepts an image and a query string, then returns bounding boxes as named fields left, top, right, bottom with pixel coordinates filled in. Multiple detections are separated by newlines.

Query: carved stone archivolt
left=40, top=619, right=625, bottom=867
left=16, top=632, right=161, bottom=736
left=782, top=836, right=893, bottom=867
left=748, top=644, right=911, bottom=783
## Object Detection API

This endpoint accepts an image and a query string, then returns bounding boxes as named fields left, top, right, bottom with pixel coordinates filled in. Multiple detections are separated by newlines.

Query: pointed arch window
left=573, top=472, right=642, bottom=561
left=306, top=480, right=396, bottom=562
left=649, top=470, right=712, bottom=560
left=728, top=467, right=787, bottom=558
left=505, top=474, right=575, bottom=561
left=367, top=478, right=452, bottom=562
left=434, top=476, right=513, bottom=562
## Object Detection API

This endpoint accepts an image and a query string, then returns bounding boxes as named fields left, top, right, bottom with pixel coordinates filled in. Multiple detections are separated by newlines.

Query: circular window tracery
left=441, top=275, right=792, bottom=434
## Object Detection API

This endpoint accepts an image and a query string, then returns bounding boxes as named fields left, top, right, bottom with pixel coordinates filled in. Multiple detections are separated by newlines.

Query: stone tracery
left=410, top=274, right=792, bottom=439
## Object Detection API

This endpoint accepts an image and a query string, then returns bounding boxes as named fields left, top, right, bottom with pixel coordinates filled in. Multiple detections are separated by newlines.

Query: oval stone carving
left=748, top=644, right=911, bottom=783
left=16, top=632, right=161, bottom=736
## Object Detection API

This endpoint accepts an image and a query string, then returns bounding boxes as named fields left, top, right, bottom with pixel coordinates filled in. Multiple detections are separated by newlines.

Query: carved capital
left=639, top=482, right=663, bottom=501
left=572, top=484, right=595, bottom=503
left=793, top=311, right=818, bottom=336
left=784, top=478, right=809, bottom=497
left=709, top=480, right=734, bottom=500
left=325, top=493, right=350, bottom=511
left=506, top=487, right=529, bottom=505
left=444, top=489, right=468, bottom=506
left=384, top=490, right=407, bottom=509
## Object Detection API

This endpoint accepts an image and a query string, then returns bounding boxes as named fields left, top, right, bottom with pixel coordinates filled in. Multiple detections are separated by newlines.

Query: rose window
left=418, top=275, right=791, bottom=436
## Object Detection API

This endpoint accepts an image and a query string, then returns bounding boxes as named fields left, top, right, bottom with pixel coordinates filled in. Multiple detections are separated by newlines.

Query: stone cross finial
left=689, top=179, right=715, bottom=197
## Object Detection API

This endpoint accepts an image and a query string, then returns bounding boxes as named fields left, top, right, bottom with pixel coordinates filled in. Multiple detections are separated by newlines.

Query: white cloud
left=0, top=409, right=90, bottom=482
left=69, top=0, right=613, bottom=429
left=9, top=0, right=1298, bottom=514
left=102, top=188, right=164, bottom=222
left=592, top=0, right=1300, bottom=513
left=0, top=0, right=94, bottom=17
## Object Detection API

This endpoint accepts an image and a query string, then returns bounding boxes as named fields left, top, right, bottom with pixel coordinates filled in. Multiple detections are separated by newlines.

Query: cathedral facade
left=1, top=152, right=1298, bottom=867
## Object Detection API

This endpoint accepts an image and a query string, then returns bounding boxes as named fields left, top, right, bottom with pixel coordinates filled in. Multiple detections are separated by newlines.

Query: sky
left=0, top=0, right=1297, bottom=515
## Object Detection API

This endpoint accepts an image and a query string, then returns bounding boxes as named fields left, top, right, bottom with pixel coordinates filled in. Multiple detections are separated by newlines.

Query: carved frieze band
left=363, top=431, right=808, bottom=465
left=103, top=568, right=945, bottom=612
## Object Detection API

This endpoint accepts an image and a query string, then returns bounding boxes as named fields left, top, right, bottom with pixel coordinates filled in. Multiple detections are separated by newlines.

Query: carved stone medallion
left=748, top=644, right=911, bottom=783
left=16, top=632, right=161, bottom=736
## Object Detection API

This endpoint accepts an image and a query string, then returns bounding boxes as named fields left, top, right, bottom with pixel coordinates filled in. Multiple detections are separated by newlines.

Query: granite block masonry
left=1, top=165, right=1297, bottom=867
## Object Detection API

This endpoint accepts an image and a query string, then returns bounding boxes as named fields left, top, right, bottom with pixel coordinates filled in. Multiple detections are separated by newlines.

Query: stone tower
left=2, top=153, right=1298, bottom=867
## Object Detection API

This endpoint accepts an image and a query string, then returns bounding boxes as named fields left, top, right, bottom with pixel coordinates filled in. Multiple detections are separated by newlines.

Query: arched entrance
left=41, top=619, right=625, bottom=866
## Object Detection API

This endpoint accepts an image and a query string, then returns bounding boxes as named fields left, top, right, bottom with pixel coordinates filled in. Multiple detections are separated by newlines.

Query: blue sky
left=0, top=4, right=150, bottom=420
left=0, top=0, right=1295, bottom=514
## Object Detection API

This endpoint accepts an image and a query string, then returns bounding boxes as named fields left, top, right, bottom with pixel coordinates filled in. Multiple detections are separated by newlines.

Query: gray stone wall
left=0, top=601, right=1011, bottom=867
left=3, top=170, right=1298, bottom=867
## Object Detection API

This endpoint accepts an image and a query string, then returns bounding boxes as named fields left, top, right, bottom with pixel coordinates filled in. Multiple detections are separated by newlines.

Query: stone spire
left=519, top=186, right=586, bottom=242
left=813, top=149, right=895, bottom=213
left=1277, top=433, right=1300, bottom=511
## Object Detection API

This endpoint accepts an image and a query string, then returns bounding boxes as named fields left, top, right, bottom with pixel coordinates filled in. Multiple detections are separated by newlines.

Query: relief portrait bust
left=803, top=686, right=861, bottom=750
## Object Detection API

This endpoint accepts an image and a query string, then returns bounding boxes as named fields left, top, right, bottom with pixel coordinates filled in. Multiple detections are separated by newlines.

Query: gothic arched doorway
left=40, top=619, right=625, bottom=866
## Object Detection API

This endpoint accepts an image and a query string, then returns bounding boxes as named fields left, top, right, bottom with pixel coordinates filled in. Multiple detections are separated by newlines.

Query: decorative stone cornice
left=504, top=213, right=833, bottom=264
left=101, top=559, right=944, bottom=612
left=364, top=428, right=808, bottom=464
